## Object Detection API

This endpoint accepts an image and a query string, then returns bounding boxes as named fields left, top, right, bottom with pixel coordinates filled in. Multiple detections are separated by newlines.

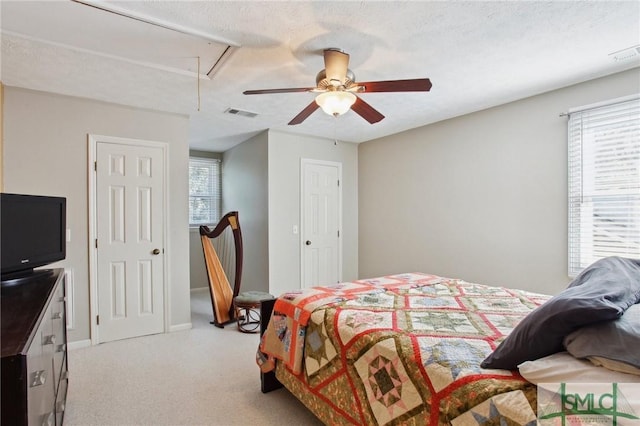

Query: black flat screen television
left=1, top=193, right=66, bottom=284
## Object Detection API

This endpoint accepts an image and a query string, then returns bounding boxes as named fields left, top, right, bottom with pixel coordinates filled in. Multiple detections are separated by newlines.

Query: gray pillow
left=567, top=257, right=640, bottom=295
left=481, top=257, right=640, bottom=370
left=564, top=303, right=640, bottom=369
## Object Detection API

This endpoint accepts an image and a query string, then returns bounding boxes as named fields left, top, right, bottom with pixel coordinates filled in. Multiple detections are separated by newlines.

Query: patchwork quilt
left=259, top=273, right=550, bottom=425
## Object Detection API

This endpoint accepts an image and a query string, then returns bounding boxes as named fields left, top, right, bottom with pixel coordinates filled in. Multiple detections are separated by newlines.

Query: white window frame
left=189, top=157, right=221, bottom=227
left=567, top=94, right=640, bottom=276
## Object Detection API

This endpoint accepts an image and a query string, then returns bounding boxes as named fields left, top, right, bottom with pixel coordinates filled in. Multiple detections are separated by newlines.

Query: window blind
left=568, top=96, right=640, bottom=276
left=189, top=157, right=221, bottom=226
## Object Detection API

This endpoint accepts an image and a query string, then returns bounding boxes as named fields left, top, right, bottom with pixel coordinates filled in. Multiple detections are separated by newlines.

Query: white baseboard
left=169, top=323, right=192, bottom=332
left=67, top=326, right=191, bottom=349
left=68, top=339, right=92, bottom=350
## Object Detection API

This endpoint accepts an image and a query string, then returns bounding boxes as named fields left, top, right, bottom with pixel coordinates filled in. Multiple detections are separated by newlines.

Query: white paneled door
left=95, top=140, right=165, bottom=343
left=301, top=159, right=342, bottom=288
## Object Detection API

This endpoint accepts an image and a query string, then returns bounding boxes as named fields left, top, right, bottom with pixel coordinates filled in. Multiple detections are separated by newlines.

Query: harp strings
left=211, top=225, right=236, bottom=287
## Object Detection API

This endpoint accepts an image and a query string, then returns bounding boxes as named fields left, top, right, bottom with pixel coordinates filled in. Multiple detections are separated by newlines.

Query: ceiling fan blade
left=243, top=87, right=315, bottom=95
left=288, top=101, right=320, bottom=125
left=324, top=49, right=350, bottom=85
left=351, top=96, right=385, bottom=124
left=356, top=78, right=432, bottom=93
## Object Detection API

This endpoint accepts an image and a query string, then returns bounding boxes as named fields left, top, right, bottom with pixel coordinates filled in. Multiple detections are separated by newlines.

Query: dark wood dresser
left=1, top=269, right=69, bottom=426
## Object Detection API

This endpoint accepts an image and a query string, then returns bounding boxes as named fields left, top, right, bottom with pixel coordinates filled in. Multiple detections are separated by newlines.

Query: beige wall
left=268, top=130, right=358, bottom=297
left=3, top=87, right=191, bottom=343
left=358, top=68, right=640, bottom=296
left=222, top=131, right=269, bottom=293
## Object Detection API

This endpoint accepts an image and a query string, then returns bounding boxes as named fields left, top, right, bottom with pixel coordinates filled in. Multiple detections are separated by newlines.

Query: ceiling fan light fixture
left=315, top=91, right=356, bottom=117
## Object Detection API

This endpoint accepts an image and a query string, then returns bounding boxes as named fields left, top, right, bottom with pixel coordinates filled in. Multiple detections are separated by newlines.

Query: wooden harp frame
left=199, top=211, right=243, bottom=327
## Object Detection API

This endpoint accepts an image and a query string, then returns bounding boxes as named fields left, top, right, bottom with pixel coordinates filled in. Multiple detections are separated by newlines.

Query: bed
left=258, top=258, right=640, bottom=425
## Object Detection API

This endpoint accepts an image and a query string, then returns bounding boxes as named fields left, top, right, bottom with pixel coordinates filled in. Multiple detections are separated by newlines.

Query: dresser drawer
left=54, top=350, right=67, bottom=404
left=26, top=343, right=55, bottom=426
left=51, top=289, right=67, bottom=388
left=53, top=345, right=66, bottom=389
left=55, top=377, right=68, bottom=426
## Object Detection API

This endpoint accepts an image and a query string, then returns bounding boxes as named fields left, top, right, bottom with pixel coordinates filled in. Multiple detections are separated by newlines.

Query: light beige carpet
left=64, top=288, right=323, bottom=425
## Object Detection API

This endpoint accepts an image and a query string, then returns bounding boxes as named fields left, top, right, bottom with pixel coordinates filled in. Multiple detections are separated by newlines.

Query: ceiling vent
left=609, top=45, right=640, bottom=62
left=224, top=108, right=258, bottom=118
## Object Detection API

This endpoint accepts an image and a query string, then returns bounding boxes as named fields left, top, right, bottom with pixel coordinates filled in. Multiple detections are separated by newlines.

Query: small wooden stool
left=234, top=291, right=274, bottom=333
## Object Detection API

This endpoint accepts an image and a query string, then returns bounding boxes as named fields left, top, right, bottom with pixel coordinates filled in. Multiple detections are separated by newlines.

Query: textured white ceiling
left=2, top=0, right=639, bottom=152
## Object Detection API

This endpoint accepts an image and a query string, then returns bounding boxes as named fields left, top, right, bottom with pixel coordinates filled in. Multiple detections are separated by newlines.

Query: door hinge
left=95, top=239, right=98, bottom=249
left=337, top=230, right=340, bottom=238
left=94, top=161, right=97, bottom=171
left=96, top=315, right=100, bottom=325
left=337, top=179, right=340, bottom=187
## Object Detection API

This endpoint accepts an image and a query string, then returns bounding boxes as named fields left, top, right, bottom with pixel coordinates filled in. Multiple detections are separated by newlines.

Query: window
left=568, top=95, right=640, bottom=276
left=189, top=157, right=221, bottom=226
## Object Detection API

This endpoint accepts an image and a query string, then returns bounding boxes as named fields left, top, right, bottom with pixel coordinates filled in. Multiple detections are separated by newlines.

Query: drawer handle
left=41, top=411, right=54, bottom=426
left=58, top=296, right=66, bottom=303
left=52, top=311, right=63, bottom=320
left=56, top=343, right=67, bottom=353
left=56, top=400, right=66, bottom=413
left=30, top=370, right=47, bottom=387
left=60, top=370, right=69, bottom=380
left=43, top=334, right=56, bottom=345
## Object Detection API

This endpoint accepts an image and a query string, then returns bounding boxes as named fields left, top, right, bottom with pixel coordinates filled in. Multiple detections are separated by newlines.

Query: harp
left=199, top=211, right=243, bottom=327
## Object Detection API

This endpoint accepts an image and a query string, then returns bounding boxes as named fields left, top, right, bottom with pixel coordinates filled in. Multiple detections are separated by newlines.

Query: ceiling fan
left=243, top=48, right=432, bottom=125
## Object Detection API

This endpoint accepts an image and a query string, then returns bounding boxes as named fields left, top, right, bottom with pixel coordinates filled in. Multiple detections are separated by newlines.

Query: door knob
left=152, top=248, right=161, bottom=255
left=305, top=240, right=311, bottom=246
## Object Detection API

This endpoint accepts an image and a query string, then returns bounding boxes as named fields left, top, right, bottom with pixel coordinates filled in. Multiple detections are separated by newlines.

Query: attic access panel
left=1, top=0, right=236, bottom=78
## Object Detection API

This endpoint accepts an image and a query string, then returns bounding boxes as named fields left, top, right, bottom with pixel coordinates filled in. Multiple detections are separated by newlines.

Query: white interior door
left=95, top=140, right=165, bottom=343
left=301, top=159, right=342, bottom=288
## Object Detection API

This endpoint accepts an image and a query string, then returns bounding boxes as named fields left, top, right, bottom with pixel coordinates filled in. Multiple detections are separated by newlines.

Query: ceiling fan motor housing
left=316, top=69, right=356, bottom=90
